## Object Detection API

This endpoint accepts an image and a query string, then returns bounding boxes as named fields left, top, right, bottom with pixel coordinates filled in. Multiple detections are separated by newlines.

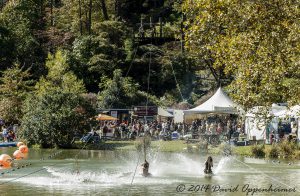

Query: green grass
left=232, top=145, right=274, bottom=157
left=74, top=140, right=300, bottom=160
left=151, top=140, right=187, bottom=152
left=104, top=140, right=188, bottom=152
left=232, top=146, right=253, bottom=156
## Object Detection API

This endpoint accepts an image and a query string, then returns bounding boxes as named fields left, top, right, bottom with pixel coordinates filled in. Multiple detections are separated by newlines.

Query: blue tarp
left=0, top=142, right=17, bottom=147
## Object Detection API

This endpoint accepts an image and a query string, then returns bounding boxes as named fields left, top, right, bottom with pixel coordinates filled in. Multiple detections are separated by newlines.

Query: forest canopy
left=0, top=0, right=299, bottom=127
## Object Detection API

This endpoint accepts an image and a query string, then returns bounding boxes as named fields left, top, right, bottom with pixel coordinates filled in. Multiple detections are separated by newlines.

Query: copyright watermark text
left=176, top=184, right=297, bottom=195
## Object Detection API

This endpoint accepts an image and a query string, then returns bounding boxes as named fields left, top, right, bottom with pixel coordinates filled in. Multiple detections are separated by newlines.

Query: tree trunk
left=115, top=0, right=120, bottom=19
left=40, top=0, right=44, bottom=15
left=100, top=0, right=109, bottom=20
left=88, top=0, right=92, bottom=34
left=50, top=0, right=54, bottom=26
left=205, top=59, right=220, bottom=86
left=79, top=0, right=83, bottom=35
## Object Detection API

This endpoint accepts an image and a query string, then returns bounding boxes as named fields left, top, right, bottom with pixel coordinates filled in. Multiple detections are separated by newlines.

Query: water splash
left=214, top=156, right=231, bottom=174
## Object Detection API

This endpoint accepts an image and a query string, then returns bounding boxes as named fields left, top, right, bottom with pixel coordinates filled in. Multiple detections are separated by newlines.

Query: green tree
left=0, top=64, right=33, bottom=124
left=97, top=69, right=141, bottom=108
left=70, top=20, right=128, bottom=92
left=21, top=50, right=95, bottom=147
left=183, top=0, right=300, bottom=108
left=0, top=0, right=47, bottom=75
left=21, top=90, right=95, bottom=148
left=0, top=26, right=16, bottom=69
left=35, top=50, right=86, bottom=95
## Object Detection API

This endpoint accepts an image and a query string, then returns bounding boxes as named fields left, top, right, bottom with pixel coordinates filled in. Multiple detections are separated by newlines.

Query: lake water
left=0, top=147, right=299, bottom=196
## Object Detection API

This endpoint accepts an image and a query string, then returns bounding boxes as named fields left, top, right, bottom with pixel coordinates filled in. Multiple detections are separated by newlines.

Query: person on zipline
left=204, top=156, right=213, bottom=174
left=141, top=159, right=150, bottom=177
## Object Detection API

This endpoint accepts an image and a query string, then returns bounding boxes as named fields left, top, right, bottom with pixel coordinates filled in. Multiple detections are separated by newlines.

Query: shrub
left=251, top=144, right=265, bottom=158
left=20, top=91, right=96, bottom=148
left=279, top=140, right=297, bottom=158
left=292, top=151, right=300, bottom=160
left=265, top=144, right=280, bottom=159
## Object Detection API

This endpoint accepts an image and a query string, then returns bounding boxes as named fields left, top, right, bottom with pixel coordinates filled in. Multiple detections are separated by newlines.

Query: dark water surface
left=1, top=147, right=299, bottom=196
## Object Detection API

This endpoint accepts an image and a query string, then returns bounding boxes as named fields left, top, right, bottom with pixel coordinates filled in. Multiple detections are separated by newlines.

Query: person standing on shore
left=2, top=126, right=8, bottom=142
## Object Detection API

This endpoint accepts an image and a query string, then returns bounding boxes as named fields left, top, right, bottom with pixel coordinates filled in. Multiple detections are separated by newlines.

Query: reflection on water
left=0, top=148, right=299, bottom=195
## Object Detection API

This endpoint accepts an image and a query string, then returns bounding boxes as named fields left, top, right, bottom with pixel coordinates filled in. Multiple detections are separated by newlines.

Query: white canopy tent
left=184, top=87, right=238, bottom=114
left=158, top=107, right=173, bottom=118
left=245, top=106, right=270, bottom=140
left=244, top=104, right=300, bottom=142
left=274, top=105, right=300, bottom=118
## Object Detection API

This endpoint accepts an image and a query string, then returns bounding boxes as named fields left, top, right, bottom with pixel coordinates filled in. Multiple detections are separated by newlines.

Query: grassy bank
left=73, top=140, right=191, bottom=152
left=73, top=140, right=300, bottom=160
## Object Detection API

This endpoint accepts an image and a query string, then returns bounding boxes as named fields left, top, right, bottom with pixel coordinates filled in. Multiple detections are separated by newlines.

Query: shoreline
left=2, top=140, right=298, bottom=160
left=70, top=140, right=300, bottom=160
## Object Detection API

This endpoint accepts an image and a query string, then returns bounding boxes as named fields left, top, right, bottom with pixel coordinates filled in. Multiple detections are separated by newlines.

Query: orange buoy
left=13, top=150, right=25, bottom=160
left=17, top=142, right=25, bottom=147
left=0, top=154, right=12, bottom=167
left=19, top=145, right=29, bottom=153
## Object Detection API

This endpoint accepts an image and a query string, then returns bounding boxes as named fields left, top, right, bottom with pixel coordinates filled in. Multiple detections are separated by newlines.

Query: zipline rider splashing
left=141, top=159, right=151, bottom=177
left=204, top=156, right=213, bottom=174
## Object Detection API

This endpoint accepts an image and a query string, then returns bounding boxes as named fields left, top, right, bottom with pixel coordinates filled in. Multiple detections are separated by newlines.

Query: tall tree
left=100, top=0, right=109, bottom=20
left=97, top=69, right=140, bottom=108
left=35, top=50, right=86, bottom=96
left=21, top=50, right=95, bottom=147
left=0, top=0, right=47, bottom=76
left=183, top=0, right=300, bottom=108
left=0, top=65, right=33, bottom=124
left=88, top=0, right=93, bottom=34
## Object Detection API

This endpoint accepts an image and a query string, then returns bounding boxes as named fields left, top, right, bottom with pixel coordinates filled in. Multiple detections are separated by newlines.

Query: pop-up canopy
left=96, top=114, right=118, bottom=121
left=184, top=87, right=238, bottom=114
left=274, top=105, right=300, bottom=118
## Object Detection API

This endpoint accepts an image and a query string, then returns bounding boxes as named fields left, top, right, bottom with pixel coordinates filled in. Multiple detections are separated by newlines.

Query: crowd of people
left=94, top=117, right=244, bottom=142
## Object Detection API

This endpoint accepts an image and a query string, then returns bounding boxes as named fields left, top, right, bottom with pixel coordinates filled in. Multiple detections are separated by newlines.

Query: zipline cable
left=127, top=36, right=153, bottom=195
left=169, top=59, right=184, bottom=102
left=125, top=44, right=139, bottom=77
left=127, top=152, right=141, bottom=196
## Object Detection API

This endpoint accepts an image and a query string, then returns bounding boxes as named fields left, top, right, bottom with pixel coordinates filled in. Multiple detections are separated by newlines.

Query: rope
left=145, top=45, right=152, bottom=118
left=169, top=60, right=184, bottom=102
left=127, top=39, right=152, bottom=195
left=0, top=135, right=92, bottom=185
left=0, top=150, right=62, bottom=184
left=0, top=163, right=59, bottom=185
left=125, top=45, right=139, bottom=77
left=127, top=152, right=141, bottom=196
